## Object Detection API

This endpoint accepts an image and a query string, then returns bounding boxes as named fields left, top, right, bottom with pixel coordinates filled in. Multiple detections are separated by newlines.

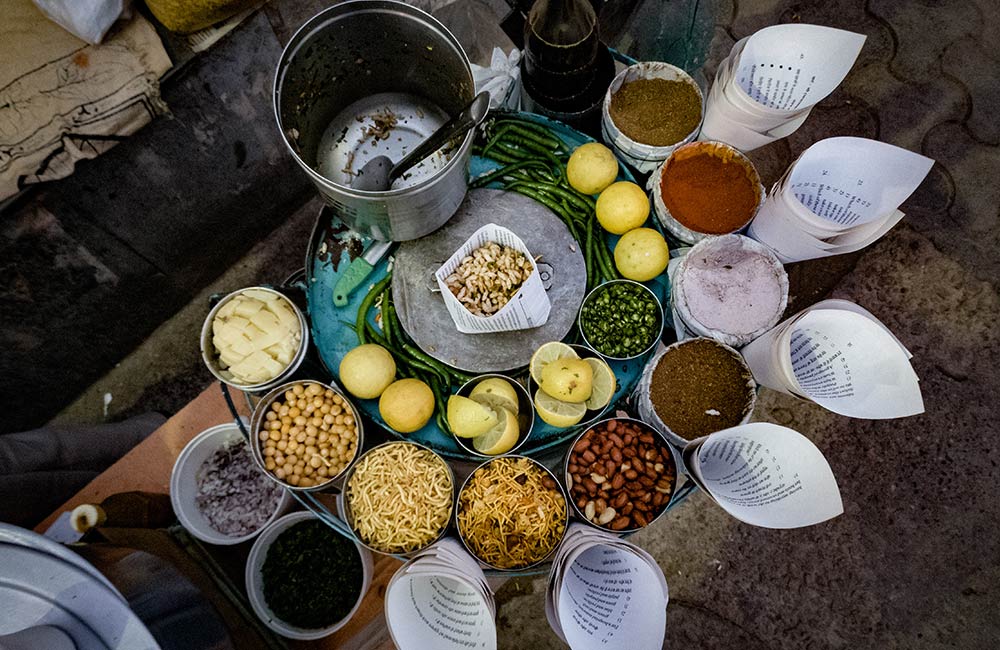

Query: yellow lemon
left=339, top=344, right=396, bottom=399
left=470, top=377, right=520, bottom=415
left=379, top=378, right=434, bottom=433
left=596, top=181, right=650, bottom=234
left=583, top=357, right=616, bottom=410
left=540, top=357, right=593, bottom=403
left=448, top=395, right=499, bottom=438
left=472, top=407, right=520, bottom=455
left=534, top=389, right=587, bottom=428
left=566, top=143, right=620, bottom=195
left=529, top=341, right=578, bottom=385
left=614, top=227, right=669, bottom=281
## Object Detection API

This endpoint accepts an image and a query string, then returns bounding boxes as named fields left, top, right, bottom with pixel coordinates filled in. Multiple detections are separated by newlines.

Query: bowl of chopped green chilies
left=246, top=511, right=372, bottom=639
left=578, top=280, right=664, bottom=361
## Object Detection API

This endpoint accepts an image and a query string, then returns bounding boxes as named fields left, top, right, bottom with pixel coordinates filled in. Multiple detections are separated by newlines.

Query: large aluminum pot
left=274, top=0, right=475, bottom=241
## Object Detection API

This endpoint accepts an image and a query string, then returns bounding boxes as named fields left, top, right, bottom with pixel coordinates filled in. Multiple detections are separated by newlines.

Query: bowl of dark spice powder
left=246, top=512, right=372, bottom=639
left=601, top=62, right=704, bottom=173
left=652, top=140, right=764, bottom=244
left=170, top=423, right=291, bottom=545
left=636, top=337, right=757, bottom=449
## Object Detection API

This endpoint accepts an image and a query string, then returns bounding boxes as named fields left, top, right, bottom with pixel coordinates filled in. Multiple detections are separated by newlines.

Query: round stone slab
left=393, top=188, right=586, bottom=372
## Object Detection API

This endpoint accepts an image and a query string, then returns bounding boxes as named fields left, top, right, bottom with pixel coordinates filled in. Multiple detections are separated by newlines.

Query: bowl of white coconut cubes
left=201, top=287, right=308, bottom=391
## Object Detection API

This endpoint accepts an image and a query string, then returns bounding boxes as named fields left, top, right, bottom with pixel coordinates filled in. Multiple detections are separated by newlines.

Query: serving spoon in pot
left=351, top=91, right=491, bottom=192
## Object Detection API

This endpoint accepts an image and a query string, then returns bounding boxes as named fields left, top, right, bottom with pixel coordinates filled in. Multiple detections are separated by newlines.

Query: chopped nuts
left=444, top=242, right=534, bottom=317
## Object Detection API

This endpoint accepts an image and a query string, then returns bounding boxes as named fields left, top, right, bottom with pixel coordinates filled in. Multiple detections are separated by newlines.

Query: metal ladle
left=351, top=91, right=491, bottom=192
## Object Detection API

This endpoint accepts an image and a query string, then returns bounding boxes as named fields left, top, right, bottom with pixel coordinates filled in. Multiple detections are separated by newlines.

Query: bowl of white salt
left=171, top=423, right=293, bottom=545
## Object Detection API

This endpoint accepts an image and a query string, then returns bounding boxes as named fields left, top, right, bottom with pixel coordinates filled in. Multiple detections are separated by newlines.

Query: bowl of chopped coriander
left=171, top=423, right=293, bottom=545
left=246, top=511, right=372, bottom=639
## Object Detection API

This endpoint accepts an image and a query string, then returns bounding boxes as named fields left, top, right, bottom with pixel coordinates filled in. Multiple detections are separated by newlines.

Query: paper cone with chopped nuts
left=435, top=224, right=551, bottom=334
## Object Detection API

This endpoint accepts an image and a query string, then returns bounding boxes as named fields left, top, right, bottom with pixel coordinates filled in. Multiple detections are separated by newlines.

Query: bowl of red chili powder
left=652, top=140, right=764, bottom=244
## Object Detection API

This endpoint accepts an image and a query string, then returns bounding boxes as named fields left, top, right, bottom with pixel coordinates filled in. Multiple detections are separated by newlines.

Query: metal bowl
left=248, top=380, right=364, bottom=493
left=340, top=440, right=455, bottom=557
left=578, top=279, right=664, bottom=361
left=455, top=455, right=568, bottom=572
left=453, top=374, right=535, bottom=458
left=563, top=417, right=679, bottom=534
left=200, top=286, right=309, bottom=393
left=526, top=343, right=615, bottom=432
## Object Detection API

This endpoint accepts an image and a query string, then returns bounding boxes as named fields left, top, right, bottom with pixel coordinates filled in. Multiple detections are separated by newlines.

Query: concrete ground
left=7, top=0, right=999, bottom=648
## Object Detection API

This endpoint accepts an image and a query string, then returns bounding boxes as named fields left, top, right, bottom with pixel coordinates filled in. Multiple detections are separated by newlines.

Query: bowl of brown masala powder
left=601, top=62, right=704, bottom=173
left=635, top=337, right=757, bottom=450
left=651, top=140, right=765, bottom=244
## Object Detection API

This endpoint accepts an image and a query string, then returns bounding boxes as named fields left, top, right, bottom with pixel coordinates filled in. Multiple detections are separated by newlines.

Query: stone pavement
left=495, top=1, right=1000, bottom=648
left=4, top=0, right=1000, bottom=647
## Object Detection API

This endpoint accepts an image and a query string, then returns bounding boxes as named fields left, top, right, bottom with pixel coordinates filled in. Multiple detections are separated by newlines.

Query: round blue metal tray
left=306, top=112, right=670, bottom=460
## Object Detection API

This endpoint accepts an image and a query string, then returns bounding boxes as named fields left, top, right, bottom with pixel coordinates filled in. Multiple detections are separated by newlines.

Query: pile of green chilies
left=470, top=116, right=620, bottom=292
left=355, top=273, right=474, bottom=433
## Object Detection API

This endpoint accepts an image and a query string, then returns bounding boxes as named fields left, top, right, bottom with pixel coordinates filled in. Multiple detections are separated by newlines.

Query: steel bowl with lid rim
left=249, top=379, right=364, bottom=493
left=562, top=417, right=679, bottom=534
left=339, top=440, right=456, bottom=557
left=273, top=0, right=476, bottom=241
left=455, top=455, right=568, bottom=572
left=578, top=279, right=665, bottom=361
left=452, top=374, right=535, bottom=458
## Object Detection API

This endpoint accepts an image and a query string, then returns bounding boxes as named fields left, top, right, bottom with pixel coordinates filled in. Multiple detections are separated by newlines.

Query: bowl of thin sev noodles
left=456, top=456, right=568, bottom=571
left=342, top=441, right=455, bottom=555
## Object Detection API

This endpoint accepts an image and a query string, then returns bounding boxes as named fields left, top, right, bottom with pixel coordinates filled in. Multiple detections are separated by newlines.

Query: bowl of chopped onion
left=170, top=423, right=293, bottom=545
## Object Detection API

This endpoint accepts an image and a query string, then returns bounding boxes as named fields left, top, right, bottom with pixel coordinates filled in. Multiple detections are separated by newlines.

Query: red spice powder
left=660, top=146, right=759, bottom=234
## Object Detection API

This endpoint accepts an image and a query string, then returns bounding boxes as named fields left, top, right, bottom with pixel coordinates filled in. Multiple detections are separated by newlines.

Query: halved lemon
left=534, top=389, right=587, bottom=428
left=447, top=395, right=498, bottom=438
left=529, top=341, right=579, bottom=385
left=470, top=378, right=520, bottom=415
left=472, top=407, right=520, bottom=455
left=583, top=357, right=616, bottom=411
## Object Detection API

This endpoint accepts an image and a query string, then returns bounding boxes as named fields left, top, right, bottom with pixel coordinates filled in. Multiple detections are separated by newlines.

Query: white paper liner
left=600, top=61, right=704, bottom=174
left=746, top=137, right=935, bottom=262
left=545, top=523, right=668, bottom=650
left=435, top=223, right=551, bottom=334
left=740, top=299, right=923, bottom=419
left=385, top=537, right=498, bottom=650
left=699, top=25, right=866, bottom=151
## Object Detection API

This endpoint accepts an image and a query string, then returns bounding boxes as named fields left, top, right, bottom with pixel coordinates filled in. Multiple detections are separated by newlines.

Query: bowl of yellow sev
left=456, top=456, right=568, bottom=571
left=342, top=441, right=455, bottom=556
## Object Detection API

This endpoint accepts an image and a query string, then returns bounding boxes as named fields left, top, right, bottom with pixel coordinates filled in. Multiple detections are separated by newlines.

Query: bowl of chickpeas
left=249, top=380, right=363, bottom=491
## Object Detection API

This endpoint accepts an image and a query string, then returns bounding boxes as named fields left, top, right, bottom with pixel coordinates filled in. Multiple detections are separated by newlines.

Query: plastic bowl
left=170, top=423, right=293, bottom=545
left=245, top=511, right=373, bottom=640
left=200, top=286, right=309, bottom=393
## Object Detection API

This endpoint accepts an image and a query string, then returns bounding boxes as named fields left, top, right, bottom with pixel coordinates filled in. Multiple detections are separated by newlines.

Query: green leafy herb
left=261, top=520, right=363, bottom=629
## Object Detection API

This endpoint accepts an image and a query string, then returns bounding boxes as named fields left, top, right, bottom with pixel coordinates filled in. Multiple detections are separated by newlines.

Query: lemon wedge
left=472, top=407, right=520, bottom=455
left=470, top=378, right=520, bottom=415
left=447, top=395, right=499, bottom=438
left=534, top=389, right=587, bottom=428
left=583, top=357, right=616, bottom=411
left=529, top=341, right=579, bottom=385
